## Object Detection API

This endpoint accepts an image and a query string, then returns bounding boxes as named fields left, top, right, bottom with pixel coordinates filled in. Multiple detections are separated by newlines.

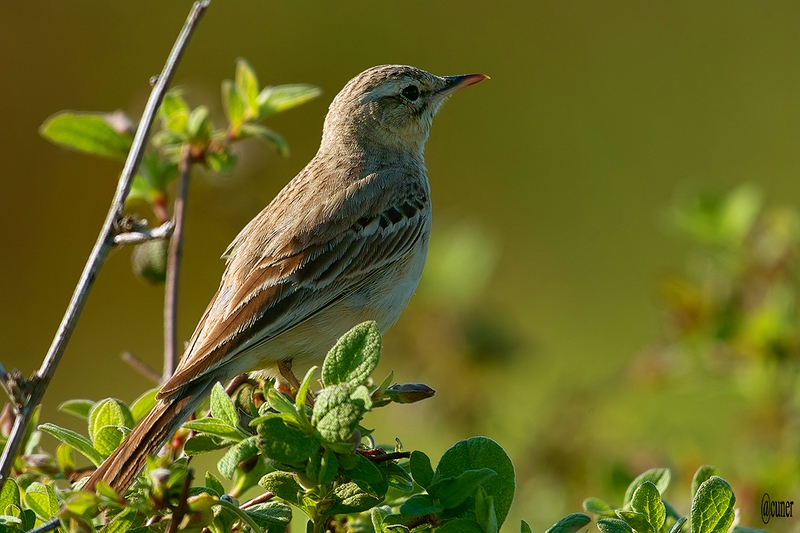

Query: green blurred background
left=3, top=2, right=800, bottom=531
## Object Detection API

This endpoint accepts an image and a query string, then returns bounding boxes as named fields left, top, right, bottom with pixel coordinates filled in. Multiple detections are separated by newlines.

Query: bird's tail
left=82, top=380, right=213, bottom=494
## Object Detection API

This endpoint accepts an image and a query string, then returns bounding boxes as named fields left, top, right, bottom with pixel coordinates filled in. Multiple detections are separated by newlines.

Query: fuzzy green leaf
left=410, top=450, right=434, bottom=488
left=312, top=383, right=371, bottom=443
left=130, top=388, right=158, bottom=422
left=346, top=453, right=389, bottom=499
left=399, top=494, right=443, bottom=518
left=322, top=321, right=381, bottom=387
left=236, top=58, right=260, bottom=118
left=58, top=399, right=94, bottom=420
left=102, top=507, right=140, bottom=533
left=691, top=466, right=721, bottom=500
left=434, top=437, right=515, bottom=526
left=218, top=436, right=259, bottom=479
left=244, top=501, right=292, bottom=533
left=256, top=416, right=318, bottom=464
left=183, top=434, right=234, bottom=456
left=616, top=511, right=653, bottom=533
left=544, top=513, right=592, bottom=533
left=521, top=520, right=533, bottom=533
left=0, top=479, right=20, bottom=510
left=38, top=423, right=104, bottom=466
left=624, top=469, right=671, bottom=508
left=210, top=383, right=239, bottom=428
left=475, top=486, right=498, bottom=533
left=598, top=518, right=634, bottom=533
left=631, top=481, right=665, bottom=531
left=93, top=425, right=128, bottom=457
left=205, top=472, right=226, bottom=497
left=24, top=483, right=58, bottom=522
left=690, top=477, right=735, bottom=533
left=436, top=519, right=484, bottom=533
left=669, top=517, right=688, bottom=533
left=40, top=112, right=133, bottom=160
left=584, top=498, right=617, bottom=518
left=183, top=418, right=244, bottom=441
left=258, top=472, right=303, bottom=506
left=329, top=481, right=383, bottom=515
left=206, top=149, right=238, bottom=176
left=435, top=468, right=497, bottom=510
left=89, top=399, right=133, bottom=442
left=159, top=91, right=190, bottom=132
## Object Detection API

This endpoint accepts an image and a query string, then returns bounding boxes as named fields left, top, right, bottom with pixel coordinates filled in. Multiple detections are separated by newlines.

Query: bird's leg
left=276, top=359, right=301, bottom=396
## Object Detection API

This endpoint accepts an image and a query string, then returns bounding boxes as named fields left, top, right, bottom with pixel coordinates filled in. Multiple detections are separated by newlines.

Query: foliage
left=39, top=58, right=321, bottom=285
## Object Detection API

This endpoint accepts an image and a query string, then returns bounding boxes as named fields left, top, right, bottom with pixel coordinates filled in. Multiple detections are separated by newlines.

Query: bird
left=84, top=65, right=488, bottom=493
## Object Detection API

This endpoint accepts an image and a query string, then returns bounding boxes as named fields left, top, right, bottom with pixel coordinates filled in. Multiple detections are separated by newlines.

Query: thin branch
left=240, top=491, right=275, bottom=509
left=0, top=0, right=211, bottom=487
left=165, top=469, right=193, bottom=533
left=163, top=149, right=192, bottom=380
left=120, top=352, right=163, bottom=385
left=114, top=220, right=175, bottom=245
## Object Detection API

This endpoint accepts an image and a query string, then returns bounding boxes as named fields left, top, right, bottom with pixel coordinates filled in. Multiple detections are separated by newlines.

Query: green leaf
left=215, top=498, right=265, bottom=533
left=183, top=418, right=244, bottom=441
left=236, top=58, right=260, bottom=118
left=475, top=486, right=498, bottom=533
left=295, top=366, right=317, bottom=428
left=222, top=79, right=246, bottom=129
left=383, top=461, right=414, bottom=492
left=0, top=479, right=20, bottom=510
left=435, top=468, right=497, bottom=510
left=38, top=423, right=104, bottom=466
left=691, top=466, right=721, bottom=500
left=210, top=383, right=239, bottom=428
left=544, top=513, right=592, bottom=533
left=89, top=399, right=133, bottom=442
left=690, top=477, right=735, bottom=533
left=306, top=447, right=338, bottom=486
left=434, top=437, right=515, bottom=526
left=159, top=90, right=190, bottom=132
left=631, top=481, right=665, bottom=531
left=58, top=399, right=94, bottom=420
left=40, top=112, right=133, bottom=160
left=668, top=517, right=688, bottom=533
left=205, top=472, right=226, bottom=497
left=255, top=416, right=318, bottom=464
left=311, top=383, right=372, bottom=443
left=239, top=123, right=289, bottom=157
left=93, top=425, right=128, bottom=457
left=624, top=469, right=671, bottom=508
left=218, top=436, right=259, bottom=479
left=257, top=84, right=322, bottom=117
left=259, top=472, right=304, bottom=506
left=186, top=105, right=211, bottom=142
left=102, top=507, right=140, bottom=533
left=322, top=321, right=382, bottom=387
left=399, top=494, right=443, bottom=518
left=521, top=520, right=532, bottom=533
left=410, top=450, right=434, bottom=488
left=598, top=518, right=634, bottom=533
left=23, top=482, right=58, bottom=522
left=206, top=149, right=238, bottom=176
left=346, top=453, right=389, bottom=499
left=245, top=501, right=292, bottom=533
left=183, top=434, right=234, bottom=456
left=616, top=511, right=653, bottom=533
left=130, top=388, right=159, bottom=422
left=584, top=498, right=617, bottom=518
left=436, top=519, right=484, bottom=533
left=329, top=481, right=383, bottom=515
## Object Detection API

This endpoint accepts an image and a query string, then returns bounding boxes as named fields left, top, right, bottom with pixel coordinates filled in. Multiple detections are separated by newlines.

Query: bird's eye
left=401, top=85, right=420, bottom=101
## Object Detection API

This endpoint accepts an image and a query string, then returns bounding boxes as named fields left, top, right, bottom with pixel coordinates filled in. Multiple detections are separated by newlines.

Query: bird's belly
left=249, top=234, right=429, bottom=378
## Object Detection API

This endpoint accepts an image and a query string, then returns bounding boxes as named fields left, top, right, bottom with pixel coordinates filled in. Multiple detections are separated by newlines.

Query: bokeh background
left=3, top=2, right=800, bottom=531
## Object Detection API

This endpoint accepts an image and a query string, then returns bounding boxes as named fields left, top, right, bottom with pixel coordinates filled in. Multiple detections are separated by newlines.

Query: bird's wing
left=159, top=171, right=428, bottom=398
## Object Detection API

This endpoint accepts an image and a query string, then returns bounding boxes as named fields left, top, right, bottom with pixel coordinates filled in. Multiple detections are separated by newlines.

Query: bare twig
left=114, top=220, right=175, bottom=245
left=163, top=149, right=192, bottom=379
left=240, top=491, right=275, bottom=510
left=0, top=0, right=211, bottom=487
left=120, top=352, right=163, bottom=385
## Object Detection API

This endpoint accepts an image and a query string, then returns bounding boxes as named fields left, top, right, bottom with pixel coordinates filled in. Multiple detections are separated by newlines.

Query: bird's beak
left=438, top=73, right=490, bottom=96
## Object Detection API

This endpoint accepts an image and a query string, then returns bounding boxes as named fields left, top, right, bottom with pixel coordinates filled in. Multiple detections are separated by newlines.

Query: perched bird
left=85, top=65, right=487, bottom=493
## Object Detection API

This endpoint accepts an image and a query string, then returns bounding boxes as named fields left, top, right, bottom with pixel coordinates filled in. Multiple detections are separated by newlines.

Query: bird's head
left=322, top=65, right=488, bottom=157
